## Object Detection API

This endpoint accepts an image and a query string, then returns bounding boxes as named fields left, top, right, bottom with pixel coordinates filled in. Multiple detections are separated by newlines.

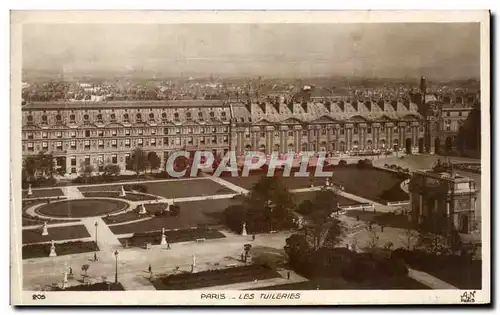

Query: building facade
left=21, top=100, right=232, bottom=174
left=230, top=97, right=427, bottom=155
left=21, top=88, right=479, bottom=175
left=409, top=169, right=478, bottom=234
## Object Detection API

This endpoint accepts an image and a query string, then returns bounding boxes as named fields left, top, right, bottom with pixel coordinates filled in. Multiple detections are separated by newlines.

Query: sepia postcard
left=10, top=10, right=490, bottom=305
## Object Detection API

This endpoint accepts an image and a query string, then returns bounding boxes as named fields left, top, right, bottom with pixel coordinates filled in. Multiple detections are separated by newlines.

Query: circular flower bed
left=35, top=198, right=129, bottom=218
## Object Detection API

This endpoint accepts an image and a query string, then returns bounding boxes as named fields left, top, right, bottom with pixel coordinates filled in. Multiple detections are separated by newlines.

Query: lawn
left=255, top=275, right=430, bottom=290
left=22, top=200, right=80, bottom=226
left=109, top=198, right=237, bottom=234
left=118, top=227, right=226, bottom=247
left=151, top=264, right=281, bottom=290
left=345, top=210, right=413, bottom=229
left=22, top=241, right=99, bottom=259
left=22, top=188, right=64, bottom=199
left=35, top=199, right=129, bottom=218
left=102, top=202, right=169, bottom=225
left=23, top=224, right=91, bottom=244
left=223, top=174, right=326, bottom=191
left=292, top=191, right=363, bottom=207
left=329, top=165, right=409, bottom=203
left=78, top=179, right=235, bottom=199
left=81, top=191, right=158, bottom=201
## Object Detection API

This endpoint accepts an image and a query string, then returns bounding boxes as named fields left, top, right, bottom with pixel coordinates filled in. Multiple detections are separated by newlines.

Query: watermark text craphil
left=165, top=150, right=333, bottom=178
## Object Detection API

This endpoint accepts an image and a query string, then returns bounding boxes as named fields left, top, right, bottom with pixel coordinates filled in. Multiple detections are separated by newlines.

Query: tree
left=223, top=176, right=296, bottom=233
left=417, top=215, right=451, bottom=255
left=23, top=151, right=55, bottom=181
left=305, top=188, right=344, bottom=250
left=79, top=161, right=95, bottom=181
left=147, top=152, right=161, bottom=173
left=127, top=148, right=149, bottom=175
left=103, top=164, right=121, bottom=176
left=402, top=227, right=419, bottom=251
left=366, top=227, right=380, bottom=252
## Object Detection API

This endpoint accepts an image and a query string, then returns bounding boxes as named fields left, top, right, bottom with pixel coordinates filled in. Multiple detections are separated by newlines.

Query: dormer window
left=162, top=113, right=167, bottom=120
left=174, top=113, right=180, bottom=121
left=41, top=115, right=48, bottom=124
left=186, top=112, right=192, bottom=120
left=124, top=114, right=129, bottom=122
left=27, top=115, right=33, bottom=123
left=56, top=114, right=62, bottom=122
left=110, top=113, right=116, bottom=121
left=97, top=114, right=103, bottom=122
left=209, top=111, right=215, bottom=118
left=83, top=114, right=89, bottom=122
left=70, top=114, right=76, bottom=122
left=136, top=113, right=142, bottom=121
left=149, top=113, right=155, bottom=121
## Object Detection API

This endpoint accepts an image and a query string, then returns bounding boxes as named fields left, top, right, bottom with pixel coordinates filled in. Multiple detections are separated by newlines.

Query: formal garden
left=52, top=282, right=125, bottom=291
left=34, top=199, right=129, bottom=218
left=108, top=198, right=237, bottom=234
left=78, top=178, right=235, bottom=199
left=23, top=224, right=90, bottom=244
left=118, top=226, right=226, bottom=248
left=22, top=240, right=99, bottom=259
left=151, top=264, right=281, bottom=290
left=22, top=188, right=64, bottom=199
left=22, top=200, right=81, bottom=226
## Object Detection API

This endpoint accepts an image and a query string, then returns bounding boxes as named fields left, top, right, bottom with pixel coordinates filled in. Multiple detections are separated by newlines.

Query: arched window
left=110, top=113, right=116, bottom=120
left=136, top=113, right=142, bottom=120
left=27, top=115, right=33, bottom=122
left=70, top=114, right=75, bottom=121
left=83, top=114, right=89, bottom=121
left=124, top=114, right=129, bottom=121
left=174, top=113, right=179, bottom=120
left=97, top=114, right=103, bottom=121
left=149, top=113, right=155, bottom=120
left=56, top=114, right=62, bottom=121
left=42, top=115, right=48, bottom=122
left=209, top=111, right=215, bottom=118
left=161, top=113, right=167, bottom=119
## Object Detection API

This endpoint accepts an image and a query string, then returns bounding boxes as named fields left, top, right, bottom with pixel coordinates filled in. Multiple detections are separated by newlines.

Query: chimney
left=420, top=76, right=426, bottom=94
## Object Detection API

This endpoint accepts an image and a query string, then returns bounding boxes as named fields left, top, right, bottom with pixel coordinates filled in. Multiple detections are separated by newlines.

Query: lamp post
left=267, top=200, right=275, bottom=233
left=94, top=221, right=98, bottom=244
left=114, top=250, right=119, bottom=284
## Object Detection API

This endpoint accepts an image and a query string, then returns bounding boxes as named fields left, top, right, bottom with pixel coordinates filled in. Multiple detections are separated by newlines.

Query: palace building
left=21, top=100, right=233, bottom=174
left=21, top=80, right=480, bottom=176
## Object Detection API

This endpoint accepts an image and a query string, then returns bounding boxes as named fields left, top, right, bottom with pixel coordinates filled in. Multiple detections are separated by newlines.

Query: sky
left=22, top=23, right=480, bottom=80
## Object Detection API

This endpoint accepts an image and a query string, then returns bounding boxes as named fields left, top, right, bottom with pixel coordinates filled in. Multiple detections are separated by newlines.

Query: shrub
left=338, top=160, right=348, bottom=166
left=124, top=184, right=148, bottom=193
left=170, top=204, right=181, bottom=216
left=296, top=200, right=314, bottom=216
left=356, top=159, right=373, bottom=169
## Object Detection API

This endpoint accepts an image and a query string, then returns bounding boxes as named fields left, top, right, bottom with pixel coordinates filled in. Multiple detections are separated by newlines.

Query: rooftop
left=22, top=100, right=228, bottom=110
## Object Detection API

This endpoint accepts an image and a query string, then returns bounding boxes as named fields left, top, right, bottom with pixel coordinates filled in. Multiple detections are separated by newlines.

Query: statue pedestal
left=42, top=226, right=48, bottom=236
left=161, top=234, right=167, bottom=245
left=49, top=247, right=57, bottom=257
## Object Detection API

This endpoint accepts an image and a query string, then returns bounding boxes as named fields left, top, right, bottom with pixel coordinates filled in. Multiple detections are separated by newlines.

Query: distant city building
left=409, top=167, right=478, bottom=234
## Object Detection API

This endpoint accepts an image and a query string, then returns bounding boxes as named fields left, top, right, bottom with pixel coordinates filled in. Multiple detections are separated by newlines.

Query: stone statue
left=161, top=228, right=167, bottom=245
left=138, top=204, right=146, bottom=215
left=49, top=240, right=57, bottom=257
left=241, top=222, right=247, bottom=236
left=120, top=185, right=126, bottom=197
left=42, top=221, right=48, bottom=236
left=27, top=184, right=33, bottom=196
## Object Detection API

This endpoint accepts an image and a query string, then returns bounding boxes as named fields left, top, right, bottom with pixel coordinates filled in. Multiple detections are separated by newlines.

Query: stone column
left=419, top=194, right=423, bottom=219
left=316, top=127, right=320, bottom=151
left=326, top=127, right=332, bottom=151
left=236, top=130, right=242, bottom=155
left=308, top=128, right=313, bottom=151
left=294, top=129, right=300, bottom=152
left=360, top=127, right=365, bottom=150
left=347, top=128, right=352, bottom=150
